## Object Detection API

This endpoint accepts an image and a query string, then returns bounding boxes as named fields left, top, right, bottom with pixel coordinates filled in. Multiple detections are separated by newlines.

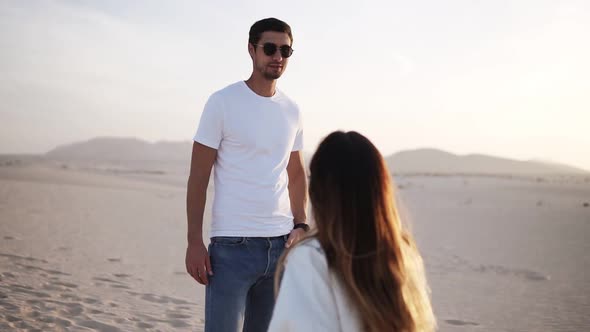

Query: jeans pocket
left=211, top=236, right=247, bottom=246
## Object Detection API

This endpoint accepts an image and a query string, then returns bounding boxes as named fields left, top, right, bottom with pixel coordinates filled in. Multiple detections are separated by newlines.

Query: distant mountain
left=45, top=137, right=192, bottom=161
left=45, top=138, right=587, bottom=175
left=385, top=148, right=587, bottom=175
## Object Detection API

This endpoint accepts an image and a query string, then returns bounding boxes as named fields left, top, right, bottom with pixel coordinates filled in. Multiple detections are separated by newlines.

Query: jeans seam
left=263, top=238, right=272, bottom=276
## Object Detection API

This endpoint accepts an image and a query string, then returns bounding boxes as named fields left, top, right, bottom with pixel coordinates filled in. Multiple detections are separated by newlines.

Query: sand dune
left=41, top=137, right=588, bottom=176
left=45, top=138, right=192, bottom=162
left=386, top=148, right=588, bottom=175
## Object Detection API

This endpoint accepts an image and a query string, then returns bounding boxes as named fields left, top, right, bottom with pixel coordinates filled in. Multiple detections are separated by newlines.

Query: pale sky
left=1, top=0, right=589, bottom=170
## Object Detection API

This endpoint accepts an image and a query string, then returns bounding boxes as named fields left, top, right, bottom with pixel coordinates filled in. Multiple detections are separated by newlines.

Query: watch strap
left=293, top=223, right=310, bottom=232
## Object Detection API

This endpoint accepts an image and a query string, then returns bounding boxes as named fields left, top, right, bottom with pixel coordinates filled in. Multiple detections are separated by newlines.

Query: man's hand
left=186, top=242, right=213, bottom=285
left=285, top=228, right=306, bottom=248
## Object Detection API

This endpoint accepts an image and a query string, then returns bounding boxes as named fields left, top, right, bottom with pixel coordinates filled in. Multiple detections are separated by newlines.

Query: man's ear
left=248, top=43, right=255, bottom=60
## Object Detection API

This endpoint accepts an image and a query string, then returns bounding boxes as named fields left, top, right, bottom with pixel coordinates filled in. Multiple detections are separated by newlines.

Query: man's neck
left=245, top=75, right=277, bottom=97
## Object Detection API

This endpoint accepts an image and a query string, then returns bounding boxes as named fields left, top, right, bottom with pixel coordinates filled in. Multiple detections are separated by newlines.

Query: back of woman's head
left=309, top=131, right=436, bottom=332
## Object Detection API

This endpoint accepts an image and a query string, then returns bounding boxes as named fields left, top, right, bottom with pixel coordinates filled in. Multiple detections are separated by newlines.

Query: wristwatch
left=293, top=223, right=310, bottom=232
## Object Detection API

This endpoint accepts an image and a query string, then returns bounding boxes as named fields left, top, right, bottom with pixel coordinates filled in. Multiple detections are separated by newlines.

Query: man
left=185, top=18, right=308, bottom=332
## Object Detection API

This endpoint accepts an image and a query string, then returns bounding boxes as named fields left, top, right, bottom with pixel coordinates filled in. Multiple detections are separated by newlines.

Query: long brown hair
left=279, top=131, right=436, bottom=332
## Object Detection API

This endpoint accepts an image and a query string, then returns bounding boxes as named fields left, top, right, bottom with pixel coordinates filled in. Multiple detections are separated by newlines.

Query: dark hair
left=249, top=18, right=293, bottom=46
left=306, top=131, right=435, bottom=332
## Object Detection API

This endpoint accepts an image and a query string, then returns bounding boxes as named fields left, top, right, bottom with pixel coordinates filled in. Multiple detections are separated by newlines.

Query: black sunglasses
left=254, top=43, right=294, bottom=58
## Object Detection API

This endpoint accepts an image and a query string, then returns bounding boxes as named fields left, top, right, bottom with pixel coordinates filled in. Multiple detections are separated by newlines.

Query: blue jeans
left=205, top=235, right=288, bottom=332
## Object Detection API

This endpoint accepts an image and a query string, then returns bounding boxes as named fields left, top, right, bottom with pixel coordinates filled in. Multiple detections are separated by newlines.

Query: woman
left=268, top=131, right=436, bottom=332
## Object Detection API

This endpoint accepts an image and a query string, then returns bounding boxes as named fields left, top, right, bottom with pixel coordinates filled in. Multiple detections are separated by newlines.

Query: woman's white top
left=268, top=239, right=362, bottom=332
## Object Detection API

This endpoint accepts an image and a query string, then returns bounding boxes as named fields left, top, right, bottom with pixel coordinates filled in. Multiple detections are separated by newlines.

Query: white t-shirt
left=268, top=239, right=362, bottom=332
left=193, top=81, right=303, bottom=237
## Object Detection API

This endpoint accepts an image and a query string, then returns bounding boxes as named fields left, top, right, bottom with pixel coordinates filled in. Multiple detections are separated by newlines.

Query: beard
left=257, top=62, right=284, bottom=80
left=263, top=70, right=282, bottom=80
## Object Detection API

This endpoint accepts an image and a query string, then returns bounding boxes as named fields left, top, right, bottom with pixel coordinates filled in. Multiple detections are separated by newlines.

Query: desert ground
left=1, top=157, right=589, bottom=331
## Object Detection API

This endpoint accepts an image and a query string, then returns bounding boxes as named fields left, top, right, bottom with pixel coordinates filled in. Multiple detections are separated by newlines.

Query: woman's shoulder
left=295, top=237, right=322, bottom=251
left=289, top=237, right=324, bottom=256
left=285, top=237, right=328, bottom=271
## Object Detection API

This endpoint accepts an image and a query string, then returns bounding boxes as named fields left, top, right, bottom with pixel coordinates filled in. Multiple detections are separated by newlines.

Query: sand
left=1, top=160, right=589, bottom=331
left=0, top=162, right=209, bottom=331
left=396, top=175, right=590, bottom=331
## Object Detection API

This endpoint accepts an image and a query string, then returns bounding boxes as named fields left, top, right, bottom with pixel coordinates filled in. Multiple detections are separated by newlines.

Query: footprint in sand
left=93, top=276, right=131, bottom=290
left=140, top=293, right=170, bottom=304
left=25, top=310, right=41, bottom=319
left=37, top=315, right=56, bottom=324
left=93, top=277, right=122, bottom=284
left=136, top=321, right=155, bottom=329
left=59, top=302, right=84, bottom=316
left=522, top=270, right=551, bottom=281
left=27, top=301, right=61, bottom=315
left=140, top=313, right=193, bottom=328
left=113, top=273, right=132, bottom=278
left=114, top=318, right=127, bottom=324
left=50, top=280, right=78, bottom=289
left=76, top=319, right=122, bottom=332
left=59, top=293, right=81, bottom=302
left=126, top=291, right=197, bottom=308
left=12, top=321, right=34, bottom=330
left=0, top=301, right=19, bottom=312
left=110, top=284, right=131, bottom=290
left=166, top=312, right=192, bottom=319
left=15, top=263, right=69, bottom=276
left=15, top=299, right=77, bottom=328
left=42, top=283, right=64, bottom=292
left=82, top=297, right=101, bottom=305
left=138, top=293, right=192, bottom=305
left=12, top=284, right=33, bottom=290
left=42, top=280, right=79, bottom=292
left=4, top=314, right=22, bottom=323
left=26, top=299, right=43, bottom=306
left=167, top=319, right=191, bottom=328
left=8, top=284, right=51, bottom=298
left=445, top=319, right=480, bottom=326
left=474, top=264, right=550, bottom=281
left=0, top=253, right=48, bottom=264
left=54, top=317, right=73, bottom=328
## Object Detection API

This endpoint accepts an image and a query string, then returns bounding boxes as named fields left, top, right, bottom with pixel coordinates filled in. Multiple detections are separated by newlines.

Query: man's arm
left=185, top=142, right=217, bottom=285
left=285, top=150, right=308, bottom=247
